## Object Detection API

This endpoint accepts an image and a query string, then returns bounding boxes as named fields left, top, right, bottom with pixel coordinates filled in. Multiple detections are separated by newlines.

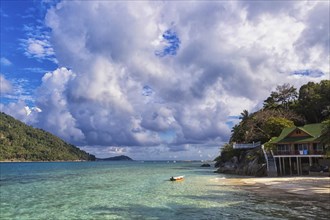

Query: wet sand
left=215, top=176, right=330, bottom=202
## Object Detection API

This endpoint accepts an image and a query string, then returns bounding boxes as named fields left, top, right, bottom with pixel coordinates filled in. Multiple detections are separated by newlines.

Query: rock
left=214, top=146, right=267, bottom=177
left=201, top=163, right=211, bottom=167
left=231, top=156, right=239, bottom=164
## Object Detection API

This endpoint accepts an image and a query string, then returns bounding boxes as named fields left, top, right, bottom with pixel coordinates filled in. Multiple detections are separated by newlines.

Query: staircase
left=262, top=145, right=278, bottom=177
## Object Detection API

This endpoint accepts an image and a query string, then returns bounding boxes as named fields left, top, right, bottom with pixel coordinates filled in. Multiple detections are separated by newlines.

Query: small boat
left=170, top=176, right=184, bottom=181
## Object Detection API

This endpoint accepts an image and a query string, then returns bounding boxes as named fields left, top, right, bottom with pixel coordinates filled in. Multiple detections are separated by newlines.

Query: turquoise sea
left=0, top=161, right=328, bottom=219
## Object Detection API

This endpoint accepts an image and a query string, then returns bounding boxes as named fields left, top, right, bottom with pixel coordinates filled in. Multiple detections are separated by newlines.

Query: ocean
left=0, top=161, right=328, bottom=219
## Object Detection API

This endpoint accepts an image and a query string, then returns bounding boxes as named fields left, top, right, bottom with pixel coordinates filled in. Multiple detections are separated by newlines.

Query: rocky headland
left=214, top=146, right=267, bottom=177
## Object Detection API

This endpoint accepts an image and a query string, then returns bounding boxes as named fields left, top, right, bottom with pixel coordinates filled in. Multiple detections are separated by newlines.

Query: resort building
left=269, top=123, right=329, bottom=176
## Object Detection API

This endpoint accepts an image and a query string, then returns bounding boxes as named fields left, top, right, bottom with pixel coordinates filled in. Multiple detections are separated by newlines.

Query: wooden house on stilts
left=269, top=123, right=329, bottom=176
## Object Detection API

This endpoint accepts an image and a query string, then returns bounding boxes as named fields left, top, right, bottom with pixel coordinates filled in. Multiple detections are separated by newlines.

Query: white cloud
left=0, top=77, right=36, bottom=103
left=24, top=106, right=42, bottom=116
left=35, top=67, right=85, bottom=143
left=20, top=21, right=58, bottom=63
left=4, top=0, right=327, bottom=160
left=0, top=101, right=39, bottom=124
left=22, top=38, right=56, bottom=63
left=0, top=74, right=13, bottom=93
left=0, top=57, right=12, bottom=66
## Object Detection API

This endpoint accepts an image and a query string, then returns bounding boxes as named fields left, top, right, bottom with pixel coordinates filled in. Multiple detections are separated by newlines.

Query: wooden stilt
left=279, top=157, right=282, bottom=176
left=296, top=157, right=299, bottom=175
left=289, top=157, right=292, bottom=176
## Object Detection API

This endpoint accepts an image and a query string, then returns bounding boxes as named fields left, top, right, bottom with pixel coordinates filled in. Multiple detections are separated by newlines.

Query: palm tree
left=239, top=110, right=249, bottom=121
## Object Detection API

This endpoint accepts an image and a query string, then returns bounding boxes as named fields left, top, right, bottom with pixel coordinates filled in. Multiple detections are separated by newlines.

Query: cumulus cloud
left=8, top=0, right=327, bottom=159
left=294, top=2, right=330, bottom=67
left=0, top=74, right=13, bottom=94
left=35, top=67, right=85, bottom=143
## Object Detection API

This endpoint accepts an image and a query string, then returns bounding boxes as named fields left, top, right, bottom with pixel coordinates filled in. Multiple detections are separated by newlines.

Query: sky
left=0, top=0, right=329, bottom=160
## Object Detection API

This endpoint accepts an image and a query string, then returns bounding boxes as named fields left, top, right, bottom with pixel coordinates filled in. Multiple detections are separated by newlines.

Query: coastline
left=0, top=160, right=89, bottom=162
left=214, top=176, right=330, bottom=201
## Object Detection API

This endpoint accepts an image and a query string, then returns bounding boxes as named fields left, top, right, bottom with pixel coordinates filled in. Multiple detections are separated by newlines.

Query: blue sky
left=1, top=0, right=329, bottom=160
left=1, top=0, right=57, bottom=105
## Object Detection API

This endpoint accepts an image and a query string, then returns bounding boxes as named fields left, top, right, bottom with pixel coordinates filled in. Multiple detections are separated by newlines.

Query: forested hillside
left=230, top=80, right=330, bottom=144
left=0, top=112, right=95, bottom=161
left=214, top=80, right=330, bottom=176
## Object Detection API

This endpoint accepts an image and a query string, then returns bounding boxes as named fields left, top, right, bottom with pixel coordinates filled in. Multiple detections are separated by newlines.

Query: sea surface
left=0, top=161, right=328, bottom=219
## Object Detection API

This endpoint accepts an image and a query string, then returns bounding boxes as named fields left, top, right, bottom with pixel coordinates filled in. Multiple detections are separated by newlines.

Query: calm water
left=0, top=161, right=328, bottom=219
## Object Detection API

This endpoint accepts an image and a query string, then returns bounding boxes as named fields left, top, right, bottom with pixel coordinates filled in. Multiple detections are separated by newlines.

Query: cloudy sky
left=1, top=0, right=329, bottom=160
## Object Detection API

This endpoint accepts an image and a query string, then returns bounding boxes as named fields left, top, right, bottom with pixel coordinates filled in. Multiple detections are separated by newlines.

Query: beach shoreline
left=215, top=176, right=330, bottom=202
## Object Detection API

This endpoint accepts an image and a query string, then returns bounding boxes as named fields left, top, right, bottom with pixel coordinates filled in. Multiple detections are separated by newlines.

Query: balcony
left=273, top=150, right=325, bottom=156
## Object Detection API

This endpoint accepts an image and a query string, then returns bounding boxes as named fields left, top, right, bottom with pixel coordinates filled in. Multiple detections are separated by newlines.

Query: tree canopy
left=230, top=80, right=330, bottom=145
left=263, top=83, right=298, bottom=110
left=296, top=80, right=330, bottom=123
left=0, top=112, right=95, bottom=161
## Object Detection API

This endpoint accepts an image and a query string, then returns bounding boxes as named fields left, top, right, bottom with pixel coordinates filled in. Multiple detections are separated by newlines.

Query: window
left=315, top=143, right=323, bottom=151
left=278, top=144, right=290, bottom=152
left=298, top=144, right=308, bottom=151
left=296, top=130, right=301, bottom=134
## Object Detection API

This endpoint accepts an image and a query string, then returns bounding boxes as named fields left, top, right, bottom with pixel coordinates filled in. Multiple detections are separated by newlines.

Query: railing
left=262, top=145, right=269, bottom=172
left=273, top=150, right=325, bottom=156
left=262, top=145, right=278, bottom=177
left=270, top=149, right=278, bottom=174
left=233, top=141, right=261, bottom=149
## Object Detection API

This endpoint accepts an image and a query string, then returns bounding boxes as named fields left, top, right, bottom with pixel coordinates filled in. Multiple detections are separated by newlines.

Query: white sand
left=217, top=176, right=330, bottom=198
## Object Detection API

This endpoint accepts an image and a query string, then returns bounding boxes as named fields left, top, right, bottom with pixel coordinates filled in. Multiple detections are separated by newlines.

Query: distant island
left=96, top=155, right=133, bottom=161
left=0, top=112, right=95, bottom=162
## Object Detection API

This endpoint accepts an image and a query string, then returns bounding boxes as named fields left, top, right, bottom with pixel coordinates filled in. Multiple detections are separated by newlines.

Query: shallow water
left=0, top=161, right=328, bottom=219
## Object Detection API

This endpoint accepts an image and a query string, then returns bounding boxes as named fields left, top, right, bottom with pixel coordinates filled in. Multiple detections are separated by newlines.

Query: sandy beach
left=215, top=176, right=330, bottom=202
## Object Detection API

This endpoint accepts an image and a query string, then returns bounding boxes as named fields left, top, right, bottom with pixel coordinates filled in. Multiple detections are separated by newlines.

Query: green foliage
left=230, top=109, right=300, bottom=144
left=239, top=110, right=249, bottom=121
left=230, top=80, right=329, bottom=145
left=264, top=137, right=277, bottom=151
left=296, top=80, right=330, bottom=123
left=263, top=83, right=298, bottom=110
left=217, top=80, right=330, bottom=166
left=0, top=112, right=95, bottom=161
left=215, top=143, right=242, bottom=163
left=263, top=117, right=294, bottom=138
left=319, top=119, right=330, bottom=147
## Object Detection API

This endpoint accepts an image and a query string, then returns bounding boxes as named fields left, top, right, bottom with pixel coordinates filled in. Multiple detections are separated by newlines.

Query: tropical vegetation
left=219, top=80, right=330, bottom=160
left=0, top=112, right=95, bottom=161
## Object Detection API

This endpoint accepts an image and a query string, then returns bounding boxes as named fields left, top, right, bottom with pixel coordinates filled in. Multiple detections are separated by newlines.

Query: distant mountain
left=97, top=155, right=133, bottom=161
left=0, top=112, right=95, bottom=161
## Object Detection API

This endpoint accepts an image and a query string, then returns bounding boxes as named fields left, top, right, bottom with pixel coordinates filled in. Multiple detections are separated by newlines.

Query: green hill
left=97, top=155, right=133, bottom=161
left=0, top=112, right=95, bottom=161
